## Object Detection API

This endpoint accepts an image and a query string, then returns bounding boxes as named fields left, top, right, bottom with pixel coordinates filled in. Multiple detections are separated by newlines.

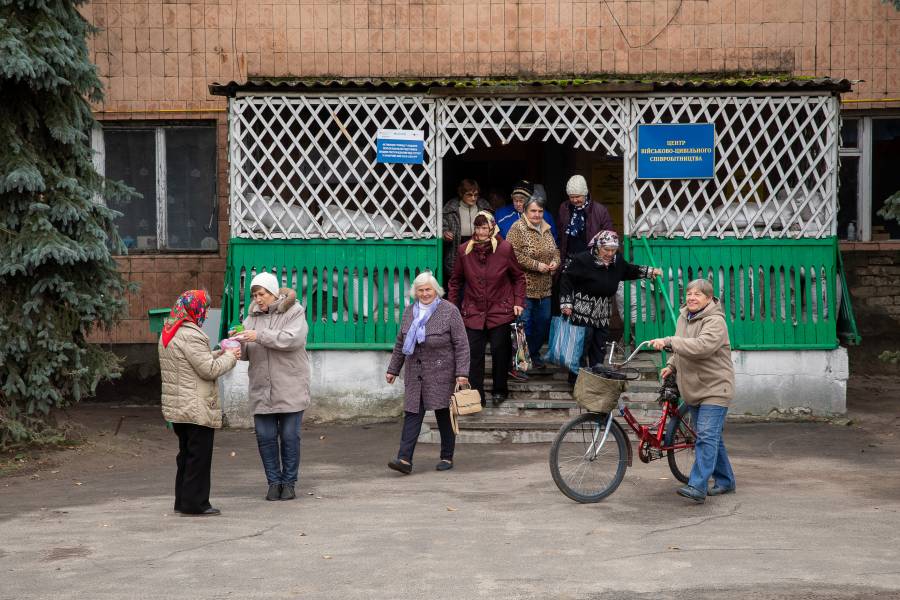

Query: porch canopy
left=210, top=76, right=852, bottom=350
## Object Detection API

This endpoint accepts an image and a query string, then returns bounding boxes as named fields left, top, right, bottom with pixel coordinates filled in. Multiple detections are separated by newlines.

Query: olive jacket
left=663, top=298, right=735, bottom=408
left=159, top=323, right=237, bottom=428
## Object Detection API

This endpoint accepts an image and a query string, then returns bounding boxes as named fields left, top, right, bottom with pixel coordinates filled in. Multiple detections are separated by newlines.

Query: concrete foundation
left=731, top=348, right=849, bottom=416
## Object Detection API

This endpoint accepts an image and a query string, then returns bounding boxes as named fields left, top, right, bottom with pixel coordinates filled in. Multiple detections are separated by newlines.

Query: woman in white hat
left=233, top=272, right=310, bottom=501
left=557, top=174, right=614, bottom=268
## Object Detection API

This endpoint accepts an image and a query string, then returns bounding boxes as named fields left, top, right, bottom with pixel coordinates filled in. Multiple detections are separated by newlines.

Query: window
left=839, top=114, right=900, bottom=241
left=94, top=122, right=218, bottom=252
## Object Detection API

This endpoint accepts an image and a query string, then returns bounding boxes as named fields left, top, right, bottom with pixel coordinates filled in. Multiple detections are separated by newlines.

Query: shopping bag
left=542, top=316, right=586, bottom=374
left=510, top=322, right=532, bottom=372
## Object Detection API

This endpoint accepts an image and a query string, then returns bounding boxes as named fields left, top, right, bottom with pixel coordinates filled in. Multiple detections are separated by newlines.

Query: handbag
left=449, top=383, right=482, bottom=434
left=543, top=316, right=586, bottom=374
left=511, top=322, right=532, bottom=372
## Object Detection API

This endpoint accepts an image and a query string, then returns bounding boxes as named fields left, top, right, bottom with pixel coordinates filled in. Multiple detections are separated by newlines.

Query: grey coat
left=240, top=288, right=311, bottom=415
left=442, top=196, right=492, bottom=274
left=387, top=300, right=470, bottom=414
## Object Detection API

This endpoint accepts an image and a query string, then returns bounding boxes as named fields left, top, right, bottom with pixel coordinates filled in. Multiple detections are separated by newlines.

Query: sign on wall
left=376, top=129, right=425, bottom=164
left=636, top=123, right=715, bottom=179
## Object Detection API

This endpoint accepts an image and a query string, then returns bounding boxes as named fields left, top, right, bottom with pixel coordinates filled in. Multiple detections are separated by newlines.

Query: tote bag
left=543, top=316, right=586, bottom=374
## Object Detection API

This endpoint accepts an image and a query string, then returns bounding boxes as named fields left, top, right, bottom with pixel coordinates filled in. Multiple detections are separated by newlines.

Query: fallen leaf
left=667, top=545, right=680, bottom=551
left=315, top=496, right=322, bottom=499
left=299, top=532, right=307, bottom=537
left=307, top=492, right=314, bottom=496
left=74, top=482, right=83, bottom=486
left=230, top=452, right=236, bottom=457
left=322, top=555, right=332, bottom=560
left=107, top=465, right=115, bottom=469
left=50, top=470, right=60, bottom=474
left=446, top=506, right=457, bottom=512
left=319, top=435, right=326, bottom=440
left=657, top=477, right=669, bottom=480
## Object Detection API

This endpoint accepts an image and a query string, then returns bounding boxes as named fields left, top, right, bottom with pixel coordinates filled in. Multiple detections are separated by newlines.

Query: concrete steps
left=420, top=348, right=666, bottom=444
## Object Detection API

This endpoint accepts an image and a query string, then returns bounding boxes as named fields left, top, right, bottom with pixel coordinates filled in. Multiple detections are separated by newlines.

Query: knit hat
left=565, top=174, right=589, bottom=197
left=250, top=271, right=280, bottom=296
left=511, top=180, right=534, bottom=200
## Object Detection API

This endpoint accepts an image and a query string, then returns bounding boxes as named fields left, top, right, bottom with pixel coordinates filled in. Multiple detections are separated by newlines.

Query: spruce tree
left=0, top=0, right=133, bottom=447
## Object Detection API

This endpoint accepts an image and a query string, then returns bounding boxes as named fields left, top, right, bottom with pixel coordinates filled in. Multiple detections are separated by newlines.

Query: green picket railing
left=221, top=238, right=441, bottom=349
left=624, top=237, right=842, bottom=350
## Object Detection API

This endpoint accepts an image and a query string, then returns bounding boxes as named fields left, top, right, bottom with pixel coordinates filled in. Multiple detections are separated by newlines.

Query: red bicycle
left=549, top=340, right=697, bottom=503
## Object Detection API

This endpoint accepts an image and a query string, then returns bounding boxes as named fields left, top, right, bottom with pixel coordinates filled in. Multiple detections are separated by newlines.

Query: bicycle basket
left=573, top=368, right=625, bottom=413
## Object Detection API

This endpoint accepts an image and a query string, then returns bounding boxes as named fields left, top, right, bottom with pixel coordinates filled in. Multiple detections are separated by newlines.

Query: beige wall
left=84, top=0, right=899, bottom=343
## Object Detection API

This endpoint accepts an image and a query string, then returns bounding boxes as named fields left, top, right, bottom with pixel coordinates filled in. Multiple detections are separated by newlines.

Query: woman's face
left=511, top=194, right=526, bottom=213
left=685, top=288, right=712, bottom=312
left=461, top=189, right=479, bottom=207
left=473, top=223, right=492, bottom=242
left=252, top=287, right=278, bottom=310
left=415, top=283, right=437, bottom=305
left=568, top=194, right=586, bottom=208
left=596, top=246, right=617, bottom=262
left=525, top=204, right=544, bottom=225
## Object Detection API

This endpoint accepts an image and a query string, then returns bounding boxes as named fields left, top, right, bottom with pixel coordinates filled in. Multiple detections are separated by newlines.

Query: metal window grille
left=229, top=95, right=437, bottom=240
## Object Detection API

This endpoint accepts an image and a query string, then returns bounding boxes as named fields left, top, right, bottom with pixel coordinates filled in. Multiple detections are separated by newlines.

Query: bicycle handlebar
left=607, top=340, right=674, bottom=368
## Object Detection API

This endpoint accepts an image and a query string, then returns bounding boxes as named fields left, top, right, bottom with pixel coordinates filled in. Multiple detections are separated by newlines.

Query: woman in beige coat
left=159, top=289, right=239, bottom=517
left=235, top=272, right=311, bottom=501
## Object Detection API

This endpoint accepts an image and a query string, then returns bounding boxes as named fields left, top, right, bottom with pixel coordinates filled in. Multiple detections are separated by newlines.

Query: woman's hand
left=548, top=261, right=559, bottom=272
left=513, top=305, right=524, bottom=316
left=226, top=347, right=241, bottom=360
left=238, top=330, right=258, bottom=342
left=660, top=366, right=674, bottom=379
left=561, top=307, right=572, bottom=317
left=385, top=373, right=396, bottom=384
left=648, top=338, right=667, bottom=351
left=443, top=230, right=454, bottom=241
left=456, top=376, right=469, bottom=386
left=536, top=262, right=549, bottom=273
left=652, top=268, right=663, bottom=277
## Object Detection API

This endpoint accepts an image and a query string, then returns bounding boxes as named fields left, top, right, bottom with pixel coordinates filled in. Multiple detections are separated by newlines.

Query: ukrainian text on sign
left=376, top=129, right=425, bottom=165
left=636, top=124, right=715, bottom=179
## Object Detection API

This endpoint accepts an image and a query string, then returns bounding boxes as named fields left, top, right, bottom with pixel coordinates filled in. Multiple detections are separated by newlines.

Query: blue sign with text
left=637, top=123, right=715, bottom=180
left=376, top=129, right=425, bottom=164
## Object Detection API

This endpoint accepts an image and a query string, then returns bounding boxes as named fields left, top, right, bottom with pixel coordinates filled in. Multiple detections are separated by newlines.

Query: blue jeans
left=687, top=404, right=736, bottom=495
left=522, top=297, right=551, bottom=365
left=254, top=412, right=303, bottom=485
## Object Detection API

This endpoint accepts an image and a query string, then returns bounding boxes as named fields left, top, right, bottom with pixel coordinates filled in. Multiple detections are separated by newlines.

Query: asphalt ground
left=1, top=375, right=899, bottom=600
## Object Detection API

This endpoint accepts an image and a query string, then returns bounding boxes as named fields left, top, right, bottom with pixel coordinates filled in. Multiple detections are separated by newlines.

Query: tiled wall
left=83, top=0, right=899, bottom=343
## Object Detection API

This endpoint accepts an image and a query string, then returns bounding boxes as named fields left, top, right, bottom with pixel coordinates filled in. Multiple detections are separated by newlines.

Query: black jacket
left=560, top=251, right=653, bottom=328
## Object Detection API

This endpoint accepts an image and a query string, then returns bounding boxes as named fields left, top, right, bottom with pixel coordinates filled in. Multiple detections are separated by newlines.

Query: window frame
left=93, top=120, right=219, bottom=253
left=839, top=111, right=900, bottom=242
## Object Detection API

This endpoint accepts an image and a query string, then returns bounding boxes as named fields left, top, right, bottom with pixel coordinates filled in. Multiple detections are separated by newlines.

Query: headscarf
left=589, top=230, right=619, bottom=267
left=565, top=194, right=591, bottom=239
left=402, top=298, right=443, bottom=356
left=161, top=289, right=210, bottom=348
left=464, top=210, right=500, bottom=257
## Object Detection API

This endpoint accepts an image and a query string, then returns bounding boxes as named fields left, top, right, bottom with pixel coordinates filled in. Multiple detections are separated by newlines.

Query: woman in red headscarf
left=158, top=290, right=240, bottom=516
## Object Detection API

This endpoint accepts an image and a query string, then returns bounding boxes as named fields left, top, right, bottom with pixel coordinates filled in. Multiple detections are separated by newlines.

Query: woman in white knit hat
left=231, top=271, right=311, bottom=501
left=557, top=174, right=614, bottom=269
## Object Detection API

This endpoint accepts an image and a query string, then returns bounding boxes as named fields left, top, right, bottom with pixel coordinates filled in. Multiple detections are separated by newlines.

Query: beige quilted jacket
left=158, top=322, right=238, bottom=428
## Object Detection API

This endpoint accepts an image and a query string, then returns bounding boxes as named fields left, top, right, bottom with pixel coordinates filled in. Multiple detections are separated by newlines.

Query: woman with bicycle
left=649, top=278, right=736, bottom=504
left=560, top=230, right=662, bottom=381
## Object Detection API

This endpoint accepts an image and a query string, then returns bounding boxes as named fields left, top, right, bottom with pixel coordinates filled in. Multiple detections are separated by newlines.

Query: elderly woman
left=557, top=174, right=614, bottom=267
left=159, top=289, right=240, bottom=516
left=649, top=278, right=736, bottom=504
left=448, top=211, right=526, bottom=406
left=506, top=196, right=560, bottom=370
left=235, top=272, right=310, bottom=502
left=495, top=180, right=558, bottom=241
left=560, top=231, right=662, bottom=378
left=386, top=272, right=470, bottom=474
left=442, top=179, right=492, bottom=277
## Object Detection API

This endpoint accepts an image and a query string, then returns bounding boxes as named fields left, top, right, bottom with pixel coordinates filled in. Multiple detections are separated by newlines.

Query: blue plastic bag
left=543, top=316, right=586, bottom=374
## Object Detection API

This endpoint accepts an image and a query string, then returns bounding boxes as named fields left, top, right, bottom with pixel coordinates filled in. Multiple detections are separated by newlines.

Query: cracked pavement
left=1, top=375, right=899, bottom=599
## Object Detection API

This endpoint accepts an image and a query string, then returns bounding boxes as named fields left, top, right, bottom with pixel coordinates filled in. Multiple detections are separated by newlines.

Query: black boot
left=280, top=483, right=296, bottom=500
left=266, top=483, right=282, bottom=501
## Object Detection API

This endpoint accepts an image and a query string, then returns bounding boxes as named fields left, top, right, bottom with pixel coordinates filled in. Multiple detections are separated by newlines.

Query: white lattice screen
left=626, top=95, right=839, bottom=239
left=228, top=92, right=839, bottom=241
left=229, top=95, right=436, bottom=239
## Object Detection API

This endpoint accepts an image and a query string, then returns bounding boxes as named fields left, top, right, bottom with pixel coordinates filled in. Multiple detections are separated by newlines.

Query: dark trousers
left=467, top=323, right=513, bottom=403
left=583, top=325, right=610, bottom=368
left=173, top=423, right=215, bottom=514
left=397, top=399, right=455, bottom=463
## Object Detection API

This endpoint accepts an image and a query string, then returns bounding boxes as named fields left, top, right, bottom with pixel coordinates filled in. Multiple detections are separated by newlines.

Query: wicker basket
left=573, top=368, right=625, bottom=413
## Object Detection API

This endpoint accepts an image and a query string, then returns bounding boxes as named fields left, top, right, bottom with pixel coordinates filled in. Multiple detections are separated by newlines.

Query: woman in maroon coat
left=448, top=211, right=526, bottom=407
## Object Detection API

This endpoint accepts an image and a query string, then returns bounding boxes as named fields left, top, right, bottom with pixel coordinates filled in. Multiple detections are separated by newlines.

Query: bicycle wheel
left=549, top=412, right=628, bottom=503
left=665, top=404, right=696, bottom=484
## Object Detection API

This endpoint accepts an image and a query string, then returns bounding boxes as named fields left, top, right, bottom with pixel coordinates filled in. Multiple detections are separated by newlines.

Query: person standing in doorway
left=557, top=174, right=614, bottom=269
left=649, top=278, right=737, bottom=504
left=236, top=272, right=311, bottom=502
left=496, top=180, right=558, bottom=241
left=448, top=211, right=526, bottom=406
left=159, top=289, right=240, bottom=517
left=442, top=179, right=492, bottom=279
left=506, top=196, right=560, bottom=371
left=386, top=272, right=470, bottom=474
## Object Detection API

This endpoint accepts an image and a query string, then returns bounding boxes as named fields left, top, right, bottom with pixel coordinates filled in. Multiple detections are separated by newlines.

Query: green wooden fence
left=221, top=238, right=441, bottom=349
left=624, top=237, right=841, bottom=350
